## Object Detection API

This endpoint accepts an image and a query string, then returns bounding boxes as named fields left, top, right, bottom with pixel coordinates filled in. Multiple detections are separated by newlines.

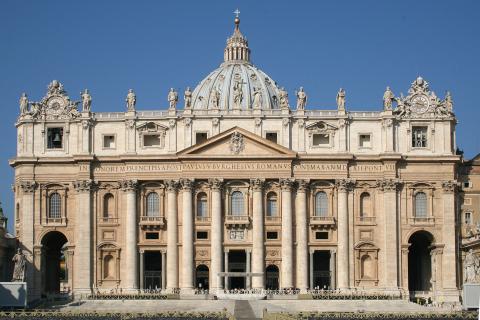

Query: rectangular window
left=412, top=126, right=428, bottom=148
left=465, top=212, right=472, bottom=225
left=464, top=181, right=473, bottom=189
left=195, top=132, right=208, bottom=144
left=196, top=231, right=208, bottom=240
left=312, top=133, right=329, bottom=146
left=103, top=135, right=116, bottom=149
left=265, top=132, right=278, bottom=143
left=145, top=232, right=159, bottom=240
left=359, top=134, right=371, bottom=148
left=315, top=231, right=329, bottom=240
left=266, top=231, right=278, bottom=240
left=143, top=134, right=161, bottom=147
left=47, top=127, right=63, bottom=149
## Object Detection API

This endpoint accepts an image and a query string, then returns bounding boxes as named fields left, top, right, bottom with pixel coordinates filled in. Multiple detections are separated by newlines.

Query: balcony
left=225, top=215, right=250, bottom=229
left=310, top=216, right=336, bottom=229
left=355, top=216, right=376, bottom=225
left=409, top=217, right=435, bottom=226
left=45, top=217, right=67, bottom=226
left=195, top=216, right=211, bottom=224
left=265, top=216, right=281, bottom=224
left=139, top=216, right=165, bottom=229
left=98, top=217, right=119, bottom=226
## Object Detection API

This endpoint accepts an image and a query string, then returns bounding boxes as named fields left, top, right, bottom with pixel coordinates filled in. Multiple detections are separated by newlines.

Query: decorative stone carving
left=184, top=87, right=192, bottom=109
left=11, top=248, right=26, bottom=282
left=210, top=87, right=221, bottom=109
left=25, top=80, right=80, bottom=120
left=126, top=89, right=136, bottom=111
left=295, top=87, right=307, bottom=110
left=120, top=180, right=138, bottom=192
left=254, top=118, right=262, bottom=127
left=280, top=178, right=294, bottom=190
left=335, top=178, right=355, bottom=192
left=169, top=119, right=176, bottom=128
left=82, top=119, right=93, bottom=130
left=168, top=88, right=178, bottom=110
left=282, top=118, right=290, bottom=127
left=19, top=93, right=29, bottom=116
left=73, top=179, right=94, bottom=192
left=382, top=118, right=393, bottom=127
left=212, top=118, right=220, bottom=127
left=20, top=181, right=37, bottom=193
left=296, top=179, right=309, bottom=192
left=184, top=117, right=192, bottom=127
left=376, top=179, right=401, bottom=192
left=229, top=229, right=244, bottom=240
left=279, top=87, right=289, bottom=109
left=337, top=119, right=348, bottom=128
left=80, top=89, right=92, bottom=112
left=125, top=119, right=135, bottom=129
left=336, top=88, right=346, bottom=111
left=165, top=180, right=179, bottom=192
left=297, top=119, right=305, bottom=128
left=229, top=132, right=245, bottom=154
left=393, top=77, right=454, bottom=119
left=383, top=86, right=395, bottom=111
left=180, top=178, right=194, bottom=190
left=232, top=77, right=244, bottom=109
left=250, top=178, right=265, bottom=191
left=442, top=180, right=458, bottom=193
left=465, top=249, right=480, bottom=283
left=208, top=178, right=224, bottom=191
left=252, top=87, right=262, bottom=109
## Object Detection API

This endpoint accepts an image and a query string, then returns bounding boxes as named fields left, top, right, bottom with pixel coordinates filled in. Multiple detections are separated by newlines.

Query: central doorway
left=408, top=231, right=433, bottom=292
left=266, top=265, right=279, bottom=290
left=313, top=250, right=331, bottom=289
left=144, top=251, right=162, bottom=289
left=228, top=250, right=246, bottom=289
left=41, top=231, right=68, bottom=294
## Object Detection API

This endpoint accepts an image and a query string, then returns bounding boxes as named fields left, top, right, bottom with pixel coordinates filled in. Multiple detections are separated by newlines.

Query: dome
left=190, top=16, right=283, bottom=110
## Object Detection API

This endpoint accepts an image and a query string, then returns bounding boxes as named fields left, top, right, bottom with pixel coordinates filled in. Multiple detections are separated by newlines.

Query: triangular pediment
left=305, top=121, right=338, bottom=132
left=178, top=127, right=296, bottom=159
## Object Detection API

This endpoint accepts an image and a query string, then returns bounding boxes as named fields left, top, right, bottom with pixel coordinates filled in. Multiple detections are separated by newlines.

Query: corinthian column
left=441, top=181, right=458, bottom=293
left=180, top=178, right=194, bottom=293
left=280, top=178, right=294, bottom=288
left=166, top=180, right=179, bottom=291
left=73, top=179, right=94, bottom=294
left=209, top=178, right=223, bottom=292
left=251, top=178, right=265, bottom=289
left=379, top=179, right=401, bottom=291
left=120, top=179, right=138, bottom=291
left=295, top=180, right=308, bottom=291
left=336, top=179, right=354, bottom=290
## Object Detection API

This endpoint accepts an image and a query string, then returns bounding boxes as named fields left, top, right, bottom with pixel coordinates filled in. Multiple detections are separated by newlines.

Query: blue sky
left=1, top=0, right=479, bottom=230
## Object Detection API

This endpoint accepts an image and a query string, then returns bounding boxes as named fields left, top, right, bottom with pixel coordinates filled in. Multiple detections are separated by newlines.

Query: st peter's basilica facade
left=11, top=16, right=461, bottom=303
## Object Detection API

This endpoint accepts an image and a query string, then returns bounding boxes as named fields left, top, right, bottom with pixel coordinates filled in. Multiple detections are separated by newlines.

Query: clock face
left=47, top=96, right=66, bottom=115
left=411, top=94, right=429, bottom=113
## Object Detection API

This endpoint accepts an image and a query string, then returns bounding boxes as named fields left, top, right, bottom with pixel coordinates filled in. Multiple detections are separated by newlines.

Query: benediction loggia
left=11, top=15, right=461, bottom=304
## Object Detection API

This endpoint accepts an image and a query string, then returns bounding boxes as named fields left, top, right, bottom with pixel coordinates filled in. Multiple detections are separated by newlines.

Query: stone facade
left=10, top=16, right=462, bottom=303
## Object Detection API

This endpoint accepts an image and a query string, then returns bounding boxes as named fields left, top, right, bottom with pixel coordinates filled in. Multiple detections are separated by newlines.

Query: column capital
left=165, top=179, right=179, bottom=192
left=208, top=178, right=224, bottom=191
left=376, top=178, right=402, bottom=192
left=335, top=178, right=356, bottom=192
left=180, top=178, right=194, bottom=191
left=250, top=178, right=265, bottom=191
left=73, top=179, right=95, bottom=193
left=442, top=180, right=459, bottom=193
left=279, top=178, right=295, bottom=191
left=120, top=179, right=138, bottom=192
left=295, top=179, right=309, bottom=192
left=19, top=180, right=37, bottom=193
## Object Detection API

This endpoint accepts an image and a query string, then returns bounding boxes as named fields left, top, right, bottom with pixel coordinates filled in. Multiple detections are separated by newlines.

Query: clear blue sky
left=1, top=0, right=479, bottom=230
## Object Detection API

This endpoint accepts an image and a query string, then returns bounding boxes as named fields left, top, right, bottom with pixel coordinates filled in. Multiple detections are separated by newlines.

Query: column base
left=180, top=287, right=195, bottom=295
left=433, top=289, right=461, bottom=305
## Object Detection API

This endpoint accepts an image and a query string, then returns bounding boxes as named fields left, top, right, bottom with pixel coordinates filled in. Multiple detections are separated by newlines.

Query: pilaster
left=295, top=180, right=309, bottom=291
left=209, top=178, right=224, bottom=292
left=280, top=178, right=294, bottom=288
left=165, top=180, right=179, bottom=291
left=180, top=178, right=194, bottom=293
left=251, top=178, right=265, bottom=289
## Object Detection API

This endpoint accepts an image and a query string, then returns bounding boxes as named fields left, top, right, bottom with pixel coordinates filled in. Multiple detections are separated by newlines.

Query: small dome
left=190, top=16, right=283, bottom=110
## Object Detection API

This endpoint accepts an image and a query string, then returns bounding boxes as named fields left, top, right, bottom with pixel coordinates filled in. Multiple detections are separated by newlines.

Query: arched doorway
left=195, top=264, right=209, bottom=290
left=265, top=265, right=279, bottom=290
left=408, top=231, right=433, bottom=292
left=41, top=231, right=68, bottom=294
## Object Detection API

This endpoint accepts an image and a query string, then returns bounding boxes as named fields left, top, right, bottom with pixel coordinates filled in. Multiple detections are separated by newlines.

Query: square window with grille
left=412, top=126, right=428, bottom=148
left=359, top=134, right=371, bottom=148
left=145, top=232, right=159, bottom=240
left=196, top=231, right=208, bottom=240
left=103, top=135, right=116, bottom=149
left=266, top=132, right=278, bottom=143
left=47, top=127, right=63, bottom=149
left=464, top=181, right=473, bottom=189
left=315, top=231, right=328, bottom=240
left=195, top=132, right=208, bottom=144
left=266, top=231, right=278, bottom=240
left=143, top=134, right=161, bottom=147
left=312, top=133, right=329, bottom=146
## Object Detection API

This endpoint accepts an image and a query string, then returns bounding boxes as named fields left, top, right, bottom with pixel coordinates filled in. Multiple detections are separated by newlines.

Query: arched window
left=315, top=192, right=328, bottom=217
left=48, top=193, right=61, bottom=219
left=360, top=193, right=371, bottom=217
left=146, top=192, right=160, bottom=217
left=231, top=191, right=244, bottom=216
left=197, top=192, right=208, bottom=218
left=103, top=255, right=114, bottom=279
left=103, top=193, right=115, bottom=218
left=415, top=192, right=427, bottom=218
left=266, top=192, right=278, bottom=217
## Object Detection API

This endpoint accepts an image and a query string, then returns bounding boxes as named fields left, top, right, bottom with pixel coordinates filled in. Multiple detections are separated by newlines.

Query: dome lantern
left=224, top=10, right=250, bottom=63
